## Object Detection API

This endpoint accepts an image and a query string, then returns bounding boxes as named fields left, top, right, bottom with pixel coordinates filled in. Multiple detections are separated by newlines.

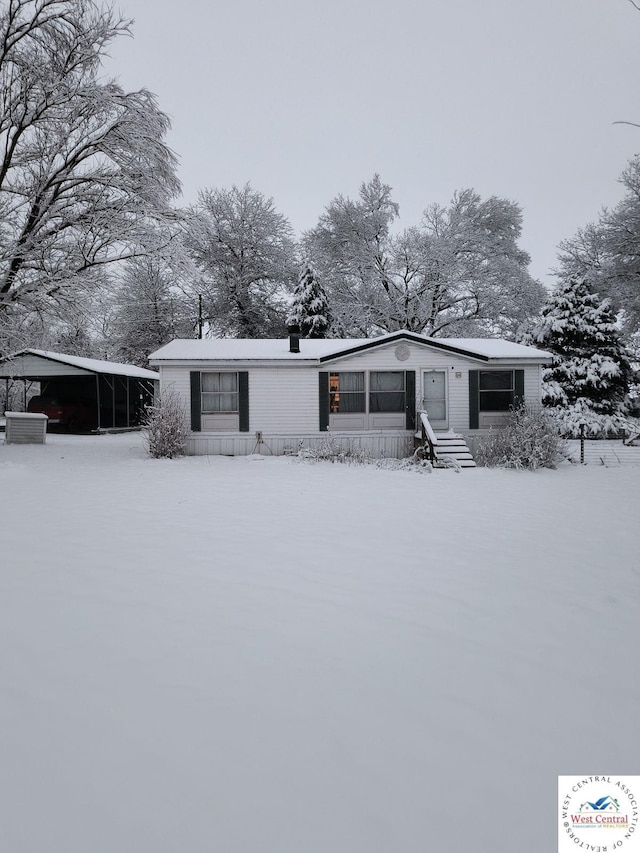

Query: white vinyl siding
left=161, top=365, right=318, bottom=435
left=323, top=342, right=544, bottom=434
left=324, top=344, right=467, bottom=430
left=158, top=366, right=191, bottom=412
left=157, top=340, right=546, bottom=452
left=248, top=368, right=318, bottom=433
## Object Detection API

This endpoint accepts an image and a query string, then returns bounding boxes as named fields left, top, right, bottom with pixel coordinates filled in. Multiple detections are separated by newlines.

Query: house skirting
left=186, top=431, right=416, bottom=459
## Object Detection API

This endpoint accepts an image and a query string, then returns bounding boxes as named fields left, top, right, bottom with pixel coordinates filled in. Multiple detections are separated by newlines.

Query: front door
left=422, top=370, right=448, bottom=430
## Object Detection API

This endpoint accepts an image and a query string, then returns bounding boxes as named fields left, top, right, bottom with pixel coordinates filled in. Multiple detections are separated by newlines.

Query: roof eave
left=485, top=356, right=554, bottom=365
left=318, top=332, right=493, bottom=363
left=0, top=349, right=159, bottom=379
left=149, top=357, right=322, bottom=368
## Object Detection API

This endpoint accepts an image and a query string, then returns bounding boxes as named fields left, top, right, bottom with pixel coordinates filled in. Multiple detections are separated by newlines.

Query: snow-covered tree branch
left=185, top=184, right=298, bottom=338
left=0, top=0, right=181, bottom=356
left=304, top=177, right=545, bottom=338
left=556, top=156, right=640, bottom=339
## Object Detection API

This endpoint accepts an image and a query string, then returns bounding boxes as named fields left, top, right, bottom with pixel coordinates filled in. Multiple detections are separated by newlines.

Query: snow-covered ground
left=1, top=433, right=638, bottom=853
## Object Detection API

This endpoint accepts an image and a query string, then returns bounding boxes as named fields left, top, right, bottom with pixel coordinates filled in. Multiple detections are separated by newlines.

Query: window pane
left=479, top=371, right=513, bottom=411
left=370, top=371, right=404, bottom=392
left=479, top=371, right=512, bottom=391
left=202, top=372, right=238, bottom=393
left=479, top=391, right=512, bottom=411
left=219, top=373, right=238, bottom=392
left=330, top=372, right=365, bottom=414
left=370, top=371, right=405, bottom=412
left=202, top=391, right=239, bottom=412
left=425, top=400, right=446, bottom=421
left=338, top=392, right=366, bottom=413
left=201, top=373, right=219, bottom=392
left=370, top=392, right=405, bottom=412
left=333, top=372, right=364, bottom=392
left=201, top=372, right=239, bottom=413
left=218, top=392, right=239, bottom=412
left=202, top=392, right=219, bottom=412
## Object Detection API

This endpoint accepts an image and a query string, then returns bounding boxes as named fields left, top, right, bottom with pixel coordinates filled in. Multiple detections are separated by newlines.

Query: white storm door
left=422, top=370, right=448, bottom=430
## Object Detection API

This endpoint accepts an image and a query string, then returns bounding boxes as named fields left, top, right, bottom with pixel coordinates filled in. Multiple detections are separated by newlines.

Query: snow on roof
left=24, top=350, right=159, bottom=379
left=441, top=338, right=554, bottom=359
left=149, top=331, right=553, bottom=363
left=148, top=338, right=369, bottom=361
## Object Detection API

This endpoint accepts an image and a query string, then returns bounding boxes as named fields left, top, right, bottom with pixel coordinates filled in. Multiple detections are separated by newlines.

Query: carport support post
left=95, top=374, right=101, bottom=430
left=580, top=423, right=585, bottom=464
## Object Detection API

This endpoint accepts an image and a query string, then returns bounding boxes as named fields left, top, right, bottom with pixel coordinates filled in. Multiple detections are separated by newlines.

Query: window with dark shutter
left=190, top=371, right=201, bottom=432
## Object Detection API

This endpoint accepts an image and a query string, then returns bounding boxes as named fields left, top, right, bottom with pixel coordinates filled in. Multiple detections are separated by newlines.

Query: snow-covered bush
left=475, top=405, right=567, bottom=470
left=376, top=446, right=435, bottom=473
left=297, top=435, right=370, bottom=465
left=298, top=437, right=437, bottom=472
left=144, top=388, right=188, bottom=459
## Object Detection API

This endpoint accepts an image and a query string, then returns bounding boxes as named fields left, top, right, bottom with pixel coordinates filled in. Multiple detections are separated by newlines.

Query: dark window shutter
left=469, top=370, right=479, bottom=429
left=319, top=372, right=329, bottom=431
left=514, top=369, right=525, bottom=408
left=190, top=371, right=201, bottom=432
left=405, top=370, right=416, bottom=430
left=239, top=371, right=249, bottom=432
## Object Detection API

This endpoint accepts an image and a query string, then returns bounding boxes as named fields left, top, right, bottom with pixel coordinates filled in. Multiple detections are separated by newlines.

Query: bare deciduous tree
left=304, top=177, right=544, bottom=338
left=108, top=257, right=194, bottom=366
left=185, top=184, right=298, bottom=338
left=556, top=155, right=640, bottom=337
left=0, top=0, right=181, bottom=356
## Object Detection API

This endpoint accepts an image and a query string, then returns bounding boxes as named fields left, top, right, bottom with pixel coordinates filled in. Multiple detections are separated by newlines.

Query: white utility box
left=4, top=411, right=48, bottom=444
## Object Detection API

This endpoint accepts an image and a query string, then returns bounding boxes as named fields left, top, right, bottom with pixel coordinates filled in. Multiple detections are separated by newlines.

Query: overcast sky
left=105, top=0, right=640, bottom=286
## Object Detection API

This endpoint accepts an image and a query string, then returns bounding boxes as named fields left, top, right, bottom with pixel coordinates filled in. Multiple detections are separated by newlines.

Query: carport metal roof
left=0, top=349, right=159, bottom=380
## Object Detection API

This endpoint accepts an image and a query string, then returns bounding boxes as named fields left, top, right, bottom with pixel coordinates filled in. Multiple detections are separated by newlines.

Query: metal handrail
left=418, top=410, right=438, bottom=463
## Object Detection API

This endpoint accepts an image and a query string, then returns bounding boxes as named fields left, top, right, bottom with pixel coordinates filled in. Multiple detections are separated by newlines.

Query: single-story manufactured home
left=148, top=330, right=553, bottom=459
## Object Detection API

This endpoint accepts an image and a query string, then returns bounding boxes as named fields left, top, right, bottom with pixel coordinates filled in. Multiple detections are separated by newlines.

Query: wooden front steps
left=415, top=416, right=477, bottom=469
left=433, top=431, right=477, bottom=468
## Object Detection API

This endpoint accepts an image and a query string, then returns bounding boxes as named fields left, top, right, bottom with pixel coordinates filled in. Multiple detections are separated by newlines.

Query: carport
left=0, top=350, right=158, bottom=430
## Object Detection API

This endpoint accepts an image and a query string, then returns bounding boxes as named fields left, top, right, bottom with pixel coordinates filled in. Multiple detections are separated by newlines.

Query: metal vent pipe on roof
left=288, top=325, right=300, bottom=353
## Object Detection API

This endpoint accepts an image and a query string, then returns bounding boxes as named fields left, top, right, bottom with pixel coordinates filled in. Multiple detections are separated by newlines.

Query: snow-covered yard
left=1, top=433, right=638, bottom=853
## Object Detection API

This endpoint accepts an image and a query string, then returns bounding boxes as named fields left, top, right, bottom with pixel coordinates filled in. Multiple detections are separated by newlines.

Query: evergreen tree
left=287, top=264, right=331, bottom=338
left=532, top=278, right=632, bottom=434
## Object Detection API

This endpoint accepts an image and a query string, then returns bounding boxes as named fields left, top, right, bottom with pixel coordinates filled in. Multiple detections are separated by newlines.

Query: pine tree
left=287, top=264, right=331, bottom=338
left=532, top=278, right=632, bottom=434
